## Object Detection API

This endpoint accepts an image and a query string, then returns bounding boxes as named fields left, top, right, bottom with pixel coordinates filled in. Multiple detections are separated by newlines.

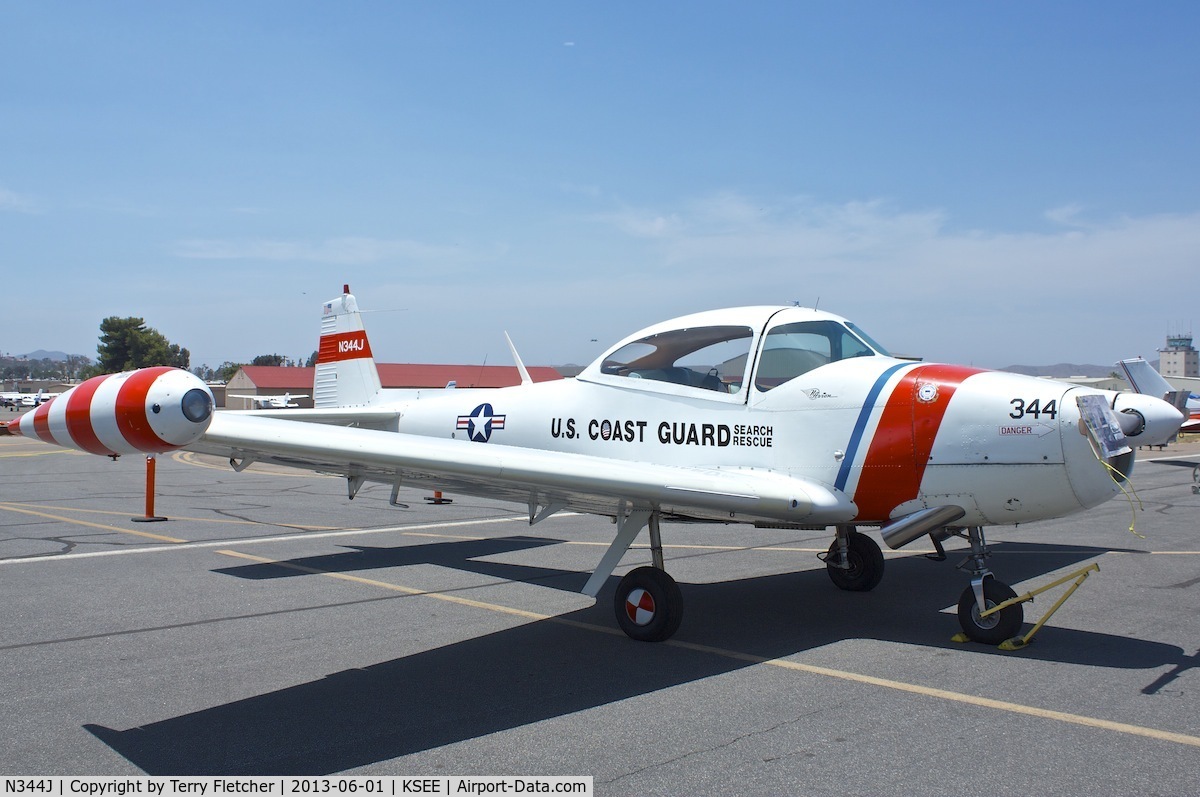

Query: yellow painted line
left=668, top=640, right=1200, bottom=750
left=216, top=549, right=1200, bottom=751
left=399, top=531, right=490, bottom=540
left=0, top=503, right=187, bottom=543
left=215, top=548, right=563, bottom=625
left=0, top=448, right=80, bottom=458
left=0, top=501, right=343, bottom=530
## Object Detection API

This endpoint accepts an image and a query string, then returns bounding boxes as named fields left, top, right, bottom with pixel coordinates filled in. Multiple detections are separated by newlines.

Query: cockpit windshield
left=601, top=325, right=754, bottom=394
left=755, top=319, right=885, bottom=391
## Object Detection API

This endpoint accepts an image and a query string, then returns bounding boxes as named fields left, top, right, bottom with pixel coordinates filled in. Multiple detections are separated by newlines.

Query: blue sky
left=3, top=2, right=1198, bottom=370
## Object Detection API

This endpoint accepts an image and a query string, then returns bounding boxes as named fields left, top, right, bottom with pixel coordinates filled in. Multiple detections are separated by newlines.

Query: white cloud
left=112, top=194, right=1200, bottom=369
left=0, top=187, right=37, bottom=213
left=588, top=192, right=1200, bottom=366
left=1044, top=203, right=1088, bottom=228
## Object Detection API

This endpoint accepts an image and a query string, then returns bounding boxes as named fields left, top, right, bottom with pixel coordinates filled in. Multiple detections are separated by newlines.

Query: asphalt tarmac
left=2, top=420, right=1199, bottom=795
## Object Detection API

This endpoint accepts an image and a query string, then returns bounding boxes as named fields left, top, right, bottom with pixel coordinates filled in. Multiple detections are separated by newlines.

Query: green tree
left=63, top=354, right=92, bottom=380
left=251, top=353, right=286, bottom=367
left=215, top=361, right=244, bottom=382
left=305, top=350, right=319, bottom=367
left=93, top=317, right=190, bottom=374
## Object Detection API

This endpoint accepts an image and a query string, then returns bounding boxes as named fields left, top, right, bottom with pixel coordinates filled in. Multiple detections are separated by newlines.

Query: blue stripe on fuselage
left=834, top=362, right=910, bottom=492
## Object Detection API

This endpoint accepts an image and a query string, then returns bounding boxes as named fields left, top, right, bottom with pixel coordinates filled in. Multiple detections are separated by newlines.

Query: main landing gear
left=822, top=525, right=885, bottom=592
left=582, top=508, right=686, bottom=642
left=612, top=513, right=684, bottom=642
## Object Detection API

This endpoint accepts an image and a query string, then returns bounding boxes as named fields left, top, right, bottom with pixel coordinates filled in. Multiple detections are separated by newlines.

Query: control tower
left=1159, top=332, right=1199, bottom=378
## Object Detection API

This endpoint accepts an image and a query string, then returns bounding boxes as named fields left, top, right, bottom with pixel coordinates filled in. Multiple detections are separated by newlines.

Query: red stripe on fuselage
left=64, top=375, right=119, bottom=456
left=851, top=364, right=984, bottom=522
left=114, top=367, right=175, bottom=452
left=317, top=331, right=373, bottom=363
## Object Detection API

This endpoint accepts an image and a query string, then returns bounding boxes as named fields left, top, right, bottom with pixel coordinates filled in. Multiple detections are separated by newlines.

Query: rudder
left=314, top=286, right=383, bottom=407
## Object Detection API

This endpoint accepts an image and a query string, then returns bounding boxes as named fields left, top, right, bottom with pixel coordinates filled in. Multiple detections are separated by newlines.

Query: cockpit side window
left=601, top=325, right=753, bottom=394
left=755, top=320, right=880, bottom=392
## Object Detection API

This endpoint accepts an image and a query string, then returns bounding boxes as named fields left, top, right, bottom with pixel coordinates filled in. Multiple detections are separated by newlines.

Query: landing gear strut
left=584, top=509, right=686, bottom=642
left=952, top=526, right=1023, bottom=644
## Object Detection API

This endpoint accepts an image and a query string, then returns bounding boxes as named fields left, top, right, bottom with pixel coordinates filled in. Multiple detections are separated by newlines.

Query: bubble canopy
left=579, top=306, right=890, bottom=401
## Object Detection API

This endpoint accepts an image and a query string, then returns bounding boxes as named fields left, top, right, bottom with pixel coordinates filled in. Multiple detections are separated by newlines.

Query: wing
left=189, top=413, right=857, bottom=526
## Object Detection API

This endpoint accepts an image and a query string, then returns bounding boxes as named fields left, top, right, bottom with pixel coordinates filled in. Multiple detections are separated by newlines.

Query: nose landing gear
left=950, top=526, right=1024, bottom=644
left=957, top=577, right=1023, bottom=645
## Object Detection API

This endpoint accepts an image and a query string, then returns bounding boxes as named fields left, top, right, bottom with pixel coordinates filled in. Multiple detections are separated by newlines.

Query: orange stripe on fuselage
left=851, top=364, right=984, bottom=522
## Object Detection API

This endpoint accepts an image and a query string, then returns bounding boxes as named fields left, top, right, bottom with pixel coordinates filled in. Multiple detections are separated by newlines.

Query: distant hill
left=1000, top=363, right=1122, bottom=379
left=21, top=350, right=70, bottom=361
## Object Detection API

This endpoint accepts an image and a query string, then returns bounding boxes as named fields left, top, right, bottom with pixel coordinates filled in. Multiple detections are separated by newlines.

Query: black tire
left=825, top=531, right=885, bottom=592
left=613, top=566, right=684, bottom=642
left=957, top=578, right=1023, bottom=645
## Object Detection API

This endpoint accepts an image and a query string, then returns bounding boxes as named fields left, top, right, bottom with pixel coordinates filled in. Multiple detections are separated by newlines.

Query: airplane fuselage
left=392, top=356, right=1127, bottom=528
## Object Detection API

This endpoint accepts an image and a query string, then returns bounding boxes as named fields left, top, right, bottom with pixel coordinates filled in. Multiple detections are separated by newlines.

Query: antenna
left=505, top=332, right=533, bottom=385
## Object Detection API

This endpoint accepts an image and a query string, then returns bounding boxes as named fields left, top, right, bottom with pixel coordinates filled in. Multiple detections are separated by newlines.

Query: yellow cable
left=1097, top=454, right=1145, bottom=538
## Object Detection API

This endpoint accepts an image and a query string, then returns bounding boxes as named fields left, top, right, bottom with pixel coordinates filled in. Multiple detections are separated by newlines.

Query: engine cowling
left=6, top=367, right=214, bottom=455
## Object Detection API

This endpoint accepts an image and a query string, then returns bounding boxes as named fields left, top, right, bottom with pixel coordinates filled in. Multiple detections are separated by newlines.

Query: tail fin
left=1118, top=357, right=1173, bottom=399
left=313, top=285, right=383, bottom=408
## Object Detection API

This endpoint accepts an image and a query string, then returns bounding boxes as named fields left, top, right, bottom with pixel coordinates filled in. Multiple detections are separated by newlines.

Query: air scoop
left=5, top=367, right=214, bottom=455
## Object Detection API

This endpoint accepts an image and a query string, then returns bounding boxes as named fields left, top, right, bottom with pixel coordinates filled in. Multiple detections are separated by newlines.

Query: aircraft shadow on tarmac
left=85, top=535, right=1193, bottom=775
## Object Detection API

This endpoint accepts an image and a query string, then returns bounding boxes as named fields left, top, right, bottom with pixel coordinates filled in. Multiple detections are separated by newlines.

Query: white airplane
left=8, top=389, right=57, bottom=408
left=5, top=288, right=1184, bottom=646
left=1118, top=357, right=1200, bottom=434
left=228, top=392, right=309, bottom=409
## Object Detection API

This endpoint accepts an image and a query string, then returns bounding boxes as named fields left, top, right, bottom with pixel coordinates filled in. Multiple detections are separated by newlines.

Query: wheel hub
left=625, top=588, right=656, bottom=626
left=972, top=600, right=1001, bottom=630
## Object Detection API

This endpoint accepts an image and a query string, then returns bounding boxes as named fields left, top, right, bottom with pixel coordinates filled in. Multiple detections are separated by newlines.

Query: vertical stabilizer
left=313, top=286, right=383, bottom=407
left=1118, top=357, right=1174, bottom=400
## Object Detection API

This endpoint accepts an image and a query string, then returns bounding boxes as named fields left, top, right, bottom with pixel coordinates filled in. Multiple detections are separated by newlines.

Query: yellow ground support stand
left=953, top=563, right=1100, bottom=650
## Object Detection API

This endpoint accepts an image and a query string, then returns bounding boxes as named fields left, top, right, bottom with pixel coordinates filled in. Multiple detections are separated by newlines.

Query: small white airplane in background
left=229, top=392, right=309, bottom=409
left=3, top=389, right=57, bottom=409
left=6, top=287, right=1184, bottom=646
